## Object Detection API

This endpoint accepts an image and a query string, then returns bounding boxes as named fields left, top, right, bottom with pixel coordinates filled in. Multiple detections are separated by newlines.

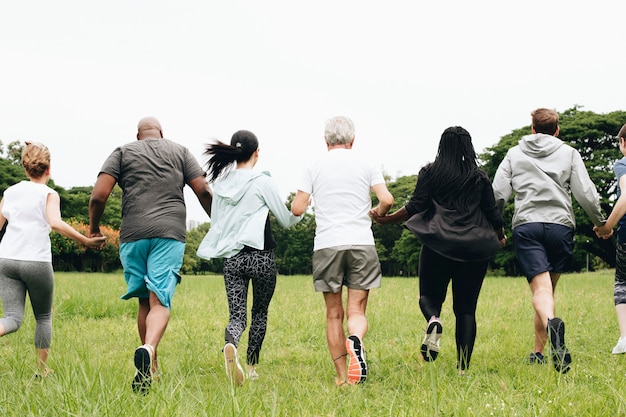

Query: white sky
left=1, top=1, right=624, bottom=224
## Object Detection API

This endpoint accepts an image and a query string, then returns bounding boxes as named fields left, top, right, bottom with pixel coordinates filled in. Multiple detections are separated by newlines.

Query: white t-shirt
left=297, top=148, right=385, bottom=250
left=0, top=181, right=54, bottom=262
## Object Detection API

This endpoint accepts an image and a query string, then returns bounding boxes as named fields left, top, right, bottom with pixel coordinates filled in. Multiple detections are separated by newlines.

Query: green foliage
left=0, top=271, right=623, bottom=416
left=4, top=106, right=625, bottom=276
left=480, top=107, right=626, bottom=273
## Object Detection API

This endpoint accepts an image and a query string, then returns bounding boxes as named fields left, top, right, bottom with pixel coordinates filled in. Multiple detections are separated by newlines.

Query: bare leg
left=530, top=271, right=560, bottom=354
left=346, top=289, right=369, bottom=339
left=323, top=291, right=347, bottom=383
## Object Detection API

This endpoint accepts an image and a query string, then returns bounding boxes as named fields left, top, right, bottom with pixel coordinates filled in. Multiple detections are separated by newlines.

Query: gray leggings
left=0, top=259, right=54, bottom=349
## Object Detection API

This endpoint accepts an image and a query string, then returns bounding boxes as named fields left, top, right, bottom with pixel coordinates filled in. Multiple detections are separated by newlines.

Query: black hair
left=426, top=126, right=483, bottom=211
left=204, top=130, right=259, bottom=182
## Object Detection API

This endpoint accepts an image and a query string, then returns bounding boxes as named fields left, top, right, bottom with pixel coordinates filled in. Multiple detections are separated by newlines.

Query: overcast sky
left=1, top=1, right=624, bottom=224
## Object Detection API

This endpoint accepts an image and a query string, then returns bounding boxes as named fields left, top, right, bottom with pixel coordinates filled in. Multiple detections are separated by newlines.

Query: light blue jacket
left=197, top=169, right=301, bottom=259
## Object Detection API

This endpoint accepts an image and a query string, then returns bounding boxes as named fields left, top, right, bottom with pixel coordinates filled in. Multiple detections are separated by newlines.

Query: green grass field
left=0, top=271, right=624, bottom=416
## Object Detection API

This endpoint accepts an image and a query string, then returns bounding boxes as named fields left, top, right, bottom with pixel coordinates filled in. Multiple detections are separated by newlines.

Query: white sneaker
left=612, top=337, right=626, bottom=354
left=223, top=343, right=245, bottom=386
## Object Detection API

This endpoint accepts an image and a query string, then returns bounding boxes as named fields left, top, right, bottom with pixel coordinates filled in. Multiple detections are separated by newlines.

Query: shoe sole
left=421, top=321, right=442, bottom=362
left=346, top=335, right=367, bottom=384
left=224, top=344, right=245, bottom=386
left=132, top=346, right=152, bottom=394
left=547, top=318, right=572, bottom=374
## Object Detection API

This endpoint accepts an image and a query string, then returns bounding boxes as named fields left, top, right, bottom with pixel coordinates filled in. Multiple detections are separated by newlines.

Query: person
left=593, top=123, right=626, bottom=354
left=492, top=108, right=606, bottom=373
left=196, top=130, right=302, bottom=386
left=0, top=142, right=105, bottom=378
left=88, top=117, right=213, bottom=393
left=371, top=126, right=505, bottom=374
left=291, top=116, right=394, bottom=386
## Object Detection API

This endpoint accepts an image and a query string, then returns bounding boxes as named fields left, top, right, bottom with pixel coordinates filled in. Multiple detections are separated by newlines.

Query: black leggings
left=223, top=249, right=276, bottom=365
left=418, top=245, right=488, bottom=370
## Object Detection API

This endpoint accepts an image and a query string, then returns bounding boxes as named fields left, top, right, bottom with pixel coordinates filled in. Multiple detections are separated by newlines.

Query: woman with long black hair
left=372, top=126, right=505, bottom=373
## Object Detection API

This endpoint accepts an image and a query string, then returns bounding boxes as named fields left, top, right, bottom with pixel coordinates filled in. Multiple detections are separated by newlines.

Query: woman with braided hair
left=372, top=126, right=505, bottom=374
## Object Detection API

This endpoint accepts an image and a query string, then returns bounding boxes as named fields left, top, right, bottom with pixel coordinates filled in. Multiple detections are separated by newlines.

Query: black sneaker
left=547, top=318, right=571, bottom=374
left=132, top=345, right=153, bottom=394
left=421, top=319, right=443, bottom=362
left=528, top=352, right=546, bottom=364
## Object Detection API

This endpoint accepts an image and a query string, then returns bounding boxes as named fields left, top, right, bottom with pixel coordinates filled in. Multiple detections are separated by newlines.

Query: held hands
left=86, top=233, right=107, bottom=250
left=369, top=208, right=387, bottom=224
left=593, top=224, right=614, bottom=240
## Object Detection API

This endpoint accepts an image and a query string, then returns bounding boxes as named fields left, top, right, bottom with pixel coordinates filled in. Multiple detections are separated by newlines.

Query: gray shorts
left=312, top=245, right=382, bottom=293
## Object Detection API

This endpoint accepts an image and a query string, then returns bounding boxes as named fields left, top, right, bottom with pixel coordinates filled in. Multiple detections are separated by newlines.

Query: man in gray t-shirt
left=89, top=116, right=212, bottom=393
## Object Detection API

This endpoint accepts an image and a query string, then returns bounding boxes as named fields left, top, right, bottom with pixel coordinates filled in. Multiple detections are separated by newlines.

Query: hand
left=593, top=225, right=614, bottom=240
left=369, top=209, right=385, bottom=224
left=86, top=233, right=107, bottom=250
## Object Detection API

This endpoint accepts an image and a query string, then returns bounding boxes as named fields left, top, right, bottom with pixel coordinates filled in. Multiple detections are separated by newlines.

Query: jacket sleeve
left=491, top=153, right=513, bottom=212
left=569, top=149, right=606, bottom=226
left=260, top=175, right=302, bottom=228
left=405, top=166, right=432, bottom=217
left=480, top=174, right=505, bottom=230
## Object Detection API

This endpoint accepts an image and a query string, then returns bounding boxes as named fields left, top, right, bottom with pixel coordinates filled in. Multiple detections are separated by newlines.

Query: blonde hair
left=21, top=142, right=50, bottom=179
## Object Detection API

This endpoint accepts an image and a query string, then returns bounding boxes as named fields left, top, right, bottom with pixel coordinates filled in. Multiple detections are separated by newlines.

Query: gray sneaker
left=547, top=318, right=571, bottom=374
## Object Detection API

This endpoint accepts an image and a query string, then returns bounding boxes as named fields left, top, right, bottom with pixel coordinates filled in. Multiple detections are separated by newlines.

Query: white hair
left=324, top=116, right=355, bottom=145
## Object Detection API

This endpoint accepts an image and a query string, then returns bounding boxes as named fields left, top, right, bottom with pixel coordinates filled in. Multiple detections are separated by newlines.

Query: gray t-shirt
left=99, top=138, right=205, bottom=243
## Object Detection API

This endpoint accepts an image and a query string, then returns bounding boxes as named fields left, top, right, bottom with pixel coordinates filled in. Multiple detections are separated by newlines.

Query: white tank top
left=0, top=181, right=54, bottom=262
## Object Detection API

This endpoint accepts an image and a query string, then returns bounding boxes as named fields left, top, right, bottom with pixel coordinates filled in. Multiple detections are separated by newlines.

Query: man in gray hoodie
left=492, top=108, right=606, bottom=374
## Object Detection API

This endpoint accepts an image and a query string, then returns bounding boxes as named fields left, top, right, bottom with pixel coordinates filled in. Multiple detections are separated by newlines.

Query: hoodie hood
left=213, top=169, right=266, bottom=205
left=518, top=133, right=563, bottom=158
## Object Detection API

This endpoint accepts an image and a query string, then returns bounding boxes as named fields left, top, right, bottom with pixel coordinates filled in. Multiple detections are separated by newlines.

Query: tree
left=371, top=174, right=418, bottom=275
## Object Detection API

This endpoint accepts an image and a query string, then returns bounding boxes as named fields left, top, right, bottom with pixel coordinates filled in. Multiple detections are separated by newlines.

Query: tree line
left=1, top=106, right=624, bottom=276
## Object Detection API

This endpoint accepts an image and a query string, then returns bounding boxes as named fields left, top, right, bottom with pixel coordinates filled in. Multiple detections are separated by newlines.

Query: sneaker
left=528, top=352, right=546, bottom=364
left=248, top=368, right=259, bottom=381
left=421, top=319, right=443, bottom=362
left=346, top=335, right=367, bottom=384
left=547, top=318, right=571, bottom=374
left=132, top=344, right=154, bottom=394
left=612, top=337, right=626, bottom=354
left=223, top=343, right=245, bottom=386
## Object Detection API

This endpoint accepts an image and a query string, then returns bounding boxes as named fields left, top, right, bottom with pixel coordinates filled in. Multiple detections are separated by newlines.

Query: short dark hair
left=531, top=108, right=559, bottom=135
left=618, top=124, right=626, bottom=139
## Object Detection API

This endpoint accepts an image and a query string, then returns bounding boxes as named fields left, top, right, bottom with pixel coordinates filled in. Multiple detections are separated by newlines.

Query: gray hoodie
left=492, top=133, right=605, bottom=229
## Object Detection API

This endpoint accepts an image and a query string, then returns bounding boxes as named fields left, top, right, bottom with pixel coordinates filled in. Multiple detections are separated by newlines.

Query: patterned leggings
left=615, top=242, right=626, bottom=305
left=223, top=249, right=276, bottom=365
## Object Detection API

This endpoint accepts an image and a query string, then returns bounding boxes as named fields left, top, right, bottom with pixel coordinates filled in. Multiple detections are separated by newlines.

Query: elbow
left=291, top=204, right=305, bottom=217
left=382, top=195, right=394, bottom=210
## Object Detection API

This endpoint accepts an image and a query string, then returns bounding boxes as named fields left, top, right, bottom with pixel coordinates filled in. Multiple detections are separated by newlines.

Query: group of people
left=1, top=110, right=625, bottom=393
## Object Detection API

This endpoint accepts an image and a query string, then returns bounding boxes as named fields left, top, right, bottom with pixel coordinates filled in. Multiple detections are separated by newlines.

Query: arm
left=370, top=183, right=394, bottom=217
left=372, top=205, right=410, bottom=225
left=46, top=193, right=106, bottom=248
left=594, top=174, right=626, bottom=237
left=0, top=198, right=6, bottom=230
left=89, top=173, right=116, bottom=236
left=262, top=178, right=301, bottom=228
left=491, top=155, right=513, bottom=213
left=188, top=175, right=213, bottom=217
left=291, top=190, right=311, bottom=217
left=570, top=151, right=605, bottom=227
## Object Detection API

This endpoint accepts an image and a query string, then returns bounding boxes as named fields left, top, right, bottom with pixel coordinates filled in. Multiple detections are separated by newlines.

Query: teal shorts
left=119, top=238, right=185, bottom=309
